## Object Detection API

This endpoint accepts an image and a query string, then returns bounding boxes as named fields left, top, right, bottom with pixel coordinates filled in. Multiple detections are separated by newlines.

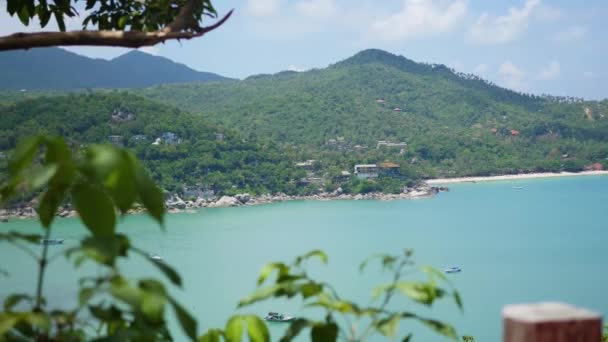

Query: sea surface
left=1, top=175, right=608, bottom=341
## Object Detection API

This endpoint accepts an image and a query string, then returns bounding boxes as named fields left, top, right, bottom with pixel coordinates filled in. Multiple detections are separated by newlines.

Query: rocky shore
left=0, top=185, right=448, bottom=221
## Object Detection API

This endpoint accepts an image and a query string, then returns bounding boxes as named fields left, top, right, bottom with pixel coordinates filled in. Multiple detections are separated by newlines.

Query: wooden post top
left=503, top=302, right=601, bottom=322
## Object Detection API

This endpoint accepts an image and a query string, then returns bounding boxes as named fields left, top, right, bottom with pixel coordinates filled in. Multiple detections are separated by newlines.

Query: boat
left=445, top=266, right=461, bottom=273
left=40, top=238, right=64, bottom=245
left=512, top=186, right=524, bottom=190
left=148, top=253, right=163, bottom=261
left=264, top=312, right=295, bottom=322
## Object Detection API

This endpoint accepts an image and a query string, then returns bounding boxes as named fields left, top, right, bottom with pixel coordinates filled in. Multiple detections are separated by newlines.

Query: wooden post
left=503, top=302, right=602, bottom=342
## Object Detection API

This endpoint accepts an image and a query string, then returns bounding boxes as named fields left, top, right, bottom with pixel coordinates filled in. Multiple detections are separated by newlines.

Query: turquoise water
left=1, top=175, right=608, bottom=341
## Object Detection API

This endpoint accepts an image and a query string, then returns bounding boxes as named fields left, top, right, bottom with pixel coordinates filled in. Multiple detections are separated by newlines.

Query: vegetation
left=139, top=49, right=608, bottom=178
left=0, top=47, right=229, bottom=90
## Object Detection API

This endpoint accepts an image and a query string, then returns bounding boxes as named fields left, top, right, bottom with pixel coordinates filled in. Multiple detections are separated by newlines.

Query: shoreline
left=425, top=170, right=608, bottom=185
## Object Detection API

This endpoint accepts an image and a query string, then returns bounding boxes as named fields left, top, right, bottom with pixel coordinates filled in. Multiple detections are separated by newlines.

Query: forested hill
left=0, top=47, right=230, bottom=90
left=139, top=49, right=606, bottom=146
left=137, top=48, right=608, bottom=177
left=0, top=93, right=305, bottom=194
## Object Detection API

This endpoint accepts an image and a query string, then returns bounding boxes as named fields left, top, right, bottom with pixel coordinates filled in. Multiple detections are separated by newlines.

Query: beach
left=426, top=170, right=608, bottom=185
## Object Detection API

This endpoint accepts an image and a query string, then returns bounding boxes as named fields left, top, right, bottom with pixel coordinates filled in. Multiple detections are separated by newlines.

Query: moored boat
left=264, top=312, right=295, bottom=322
left=445, top=266, right=461, bottom=273
left=40, top=238, right=64, bottom=245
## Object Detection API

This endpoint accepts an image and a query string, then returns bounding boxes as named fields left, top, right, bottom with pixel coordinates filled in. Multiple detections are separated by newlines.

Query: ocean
left=1, top=175, right=607, bottom=341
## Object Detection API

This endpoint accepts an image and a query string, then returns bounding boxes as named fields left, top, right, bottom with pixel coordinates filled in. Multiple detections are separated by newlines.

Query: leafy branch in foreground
left=0, top=135, right=198, bottom=341
left=203, top=249, right=463, bottom=341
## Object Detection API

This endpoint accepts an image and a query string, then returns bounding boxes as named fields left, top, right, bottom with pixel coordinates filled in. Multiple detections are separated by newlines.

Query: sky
left=1, top=0, right=607, bottom=99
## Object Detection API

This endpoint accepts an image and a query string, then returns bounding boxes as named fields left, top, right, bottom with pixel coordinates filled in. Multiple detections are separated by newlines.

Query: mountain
left=0, top=47, right=230, bottom=90
left=138, top=49, right=608, bottom=177
left=0, top=93, right=305, bottom=194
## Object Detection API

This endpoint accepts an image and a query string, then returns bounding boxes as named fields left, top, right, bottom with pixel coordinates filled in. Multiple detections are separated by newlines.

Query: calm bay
left=1, top=175, right=607, bottom=341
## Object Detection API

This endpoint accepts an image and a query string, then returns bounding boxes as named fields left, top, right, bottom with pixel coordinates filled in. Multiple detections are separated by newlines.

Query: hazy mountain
left=0, top=47, right=230, bottom=90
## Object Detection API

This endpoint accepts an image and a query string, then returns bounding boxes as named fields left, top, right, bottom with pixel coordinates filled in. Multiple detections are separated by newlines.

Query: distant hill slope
left=0, top=93, right=304, bottom=194
left=138, top=49, right=608, bottom=177
left=0, top=48, right=230, bottom=90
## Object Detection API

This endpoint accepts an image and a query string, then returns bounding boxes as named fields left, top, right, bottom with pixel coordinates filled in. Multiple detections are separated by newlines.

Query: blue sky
left=2, top=0, right=607, bottom=99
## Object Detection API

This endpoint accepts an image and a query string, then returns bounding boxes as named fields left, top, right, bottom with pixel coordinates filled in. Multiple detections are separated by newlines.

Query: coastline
left=425, top=170, right=608, bottom=185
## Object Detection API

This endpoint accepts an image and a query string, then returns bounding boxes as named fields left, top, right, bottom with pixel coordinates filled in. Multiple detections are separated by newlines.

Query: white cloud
left=295, top=0, right=337, bottom=17
left=247, top=0, right=283, bottom=16
left=552, top=25, right=587, bottom=43
left=370, top=0, right=468, bottom=41
left=536, top=60, right=560, bottom=80
left=287, top=65, right=306, bottom=72
left=473, top=63, right=488, bottom=74
left=468, top=0, right=540, bottom=44
left=535, top=4, right=562, bottom=21
left=498, top=61, right=526, bottom=90
left=583, top=71, right=595, bottom=79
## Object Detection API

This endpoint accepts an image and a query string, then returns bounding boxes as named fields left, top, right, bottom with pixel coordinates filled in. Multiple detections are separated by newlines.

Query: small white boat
left=512, top=186, right=524, bottom=190
left=445, top=266, right=461, bottom=273
left=264, top=312, right=295, bottom=322
left=40, top=238, right=64, bottom=245
left=148, top=253, right=163, bottom=261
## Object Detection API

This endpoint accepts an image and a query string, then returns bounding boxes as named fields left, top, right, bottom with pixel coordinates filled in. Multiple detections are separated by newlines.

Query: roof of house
left=379, top=162, right=399, bottom=168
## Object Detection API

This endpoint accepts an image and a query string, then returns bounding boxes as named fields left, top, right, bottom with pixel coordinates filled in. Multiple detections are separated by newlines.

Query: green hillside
left=0, top=48, right=230, bottom=90
left=139, top=49, right=608, bottom=177
left=0, top=93, right=306, bottom=195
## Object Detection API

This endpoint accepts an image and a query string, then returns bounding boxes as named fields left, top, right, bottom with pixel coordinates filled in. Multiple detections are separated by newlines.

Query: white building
left=354, top=164, right=379, bottom=180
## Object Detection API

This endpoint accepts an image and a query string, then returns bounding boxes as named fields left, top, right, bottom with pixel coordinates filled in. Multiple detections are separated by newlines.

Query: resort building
left=379, top=162, right=400, bottom=176
left=108, top=135, right=124, bottom=146
left=215, top=132, right=224, bottom=141
left=376, top=141, right=407, bottom=149
left=354, top=164, right=379, bottom=179
left=161, top=132, right=181, bottom=145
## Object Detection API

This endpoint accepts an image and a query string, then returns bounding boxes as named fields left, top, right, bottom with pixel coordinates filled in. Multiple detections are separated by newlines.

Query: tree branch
left=0, top=9, right=232, bottom=51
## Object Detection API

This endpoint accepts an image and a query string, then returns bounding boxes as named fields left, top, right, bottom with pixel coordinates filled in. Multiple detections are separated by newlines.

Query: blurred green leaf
left=29, top=164, right=58, bottom=190
left=245, top=315, right=269, bottom=342
left=199, top=329, right=223, bottom=342
left=132, top=248, right=182, bottom=286
left=72, top=182, right=116, bottom=237
left=8, top=136, right=41, bottom=174
left=224, top=315, right=244, bottom=342
left=238, top=284, right=282, bottom=307
left=0, top=313, right=19, bottom=336
left=417, top=317, right=458, bottom=340
left=132, top=158, right=164, bottom=225
left=280, top=318, right=309, bottom=342
left=359, top=254, right=396, bottom=272
left=257, top=262, right=288, bottom=285
left=80, top=234, right=130, bottom=266
left=3, top=294, right=33, bottom=312
left=453, top=291, right=463, bottom=311
left=78, top=287, right=95, bottom=306
left=376, top=314, right=401, bottom=336
left=394, top=282, right=444, bottom=305
left=310, top=322, right=337, bottom=342
left=295, top=250, right=328, bottom=266
left=420, top=265, right=449, bottom=284
left=170, top=297, right=197, bottom=341
left=39, top=186, right=66, bottom=228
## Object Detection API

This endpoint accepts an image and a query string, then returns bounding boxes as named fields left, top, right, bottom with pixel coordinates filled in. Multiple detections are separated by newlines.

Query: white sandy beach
left=426, top=170, right=608, bottom=185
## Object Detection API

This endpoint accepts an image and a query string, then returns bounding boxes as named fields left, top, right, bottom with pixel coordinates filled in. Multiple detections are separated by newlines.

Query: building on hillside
left=584, top=163, right=604, bottom=171
left=108, top=135, right=124, bottom=146
left=295, top=160, right=317, bottom=170
left=377, top=141, right=407, bottom=149
left=510, top=130, right=520, bottom=136
left=161, top=132, right=181, bottom=145
left=379, top=162, right=400, bottom=176
left=353, top=145, right=368, bottom=151
left=132, top=134, right=147, bottom=142
left=334, top=170, right=351, bottom=181
left=183, top=185, right=215, bottom=200
left=215, top=132, right=224, bottom=142
left=376, top=99, right=385, bottom=103
left=491, top=128, right=498, bottom=133
left=111, top=109, right=135, bottom=122
left=354, top=164, right=379, bottom=180
left=393, top=107, right=402, bottom=112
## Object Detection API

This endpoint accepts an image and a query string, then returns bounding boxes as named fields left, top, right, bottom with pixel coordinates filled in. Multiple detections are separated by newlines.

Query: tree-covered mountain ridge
left=137, top=49, right=607, bottom=178
left=0, top=47, right=231, bottom=90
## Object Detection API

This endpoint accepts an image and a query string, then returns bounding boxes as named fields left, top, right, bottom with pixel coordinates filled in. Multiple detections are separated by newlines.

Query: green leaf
left=394, top=282, right=444, bottom=305
left=359, top=254, right=396, bottom=272
left=17, top=6, right=30, bottom=26
left=224, top=315, right=244, bottom=342
left=403, top=333, right=413, bottom=342
left=300, top=282, right=323, bottom=299
left=110, top=277, right=143, bottom=308
left=132, top=158, right=164, bottom=225
left=257, top=262, right=288, bottom=285
left=238, top=284, right=282, bottom=307
left=141, top=291, right=166, bottom=323
left=245, top=315, right=270, bottom=342
left=279, top=319, right=309, bottom=342
left=376, top=314, right=401, bottom=336
left=310, top=323, right=338, bottom=342
left=299, top=250, right=328, bottom=265
left=0, top=314, right=18, bottom=336
left=72, top=182, right=116, bottom=237
left=3, top=294, right=33, bottom=312
left=417, top=318, right=458, bottom=340
left=29, top=164, right=58, bottom=190
left=453, top=291, right=463, bottom=311
left=39, top=186, right=66, bottom=228
left=78, top=288, right=95, bottom=306
left=170, top=297, right=197, bottom=341
left=79, top=234, right=130, bottom=266
left=85, top=146, right=137, bottom=213
left=420, top=265, right=449, bottom=284
left=9, top=136, right=41, bottom=174
left=199, top=329, right=223, bottom=342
